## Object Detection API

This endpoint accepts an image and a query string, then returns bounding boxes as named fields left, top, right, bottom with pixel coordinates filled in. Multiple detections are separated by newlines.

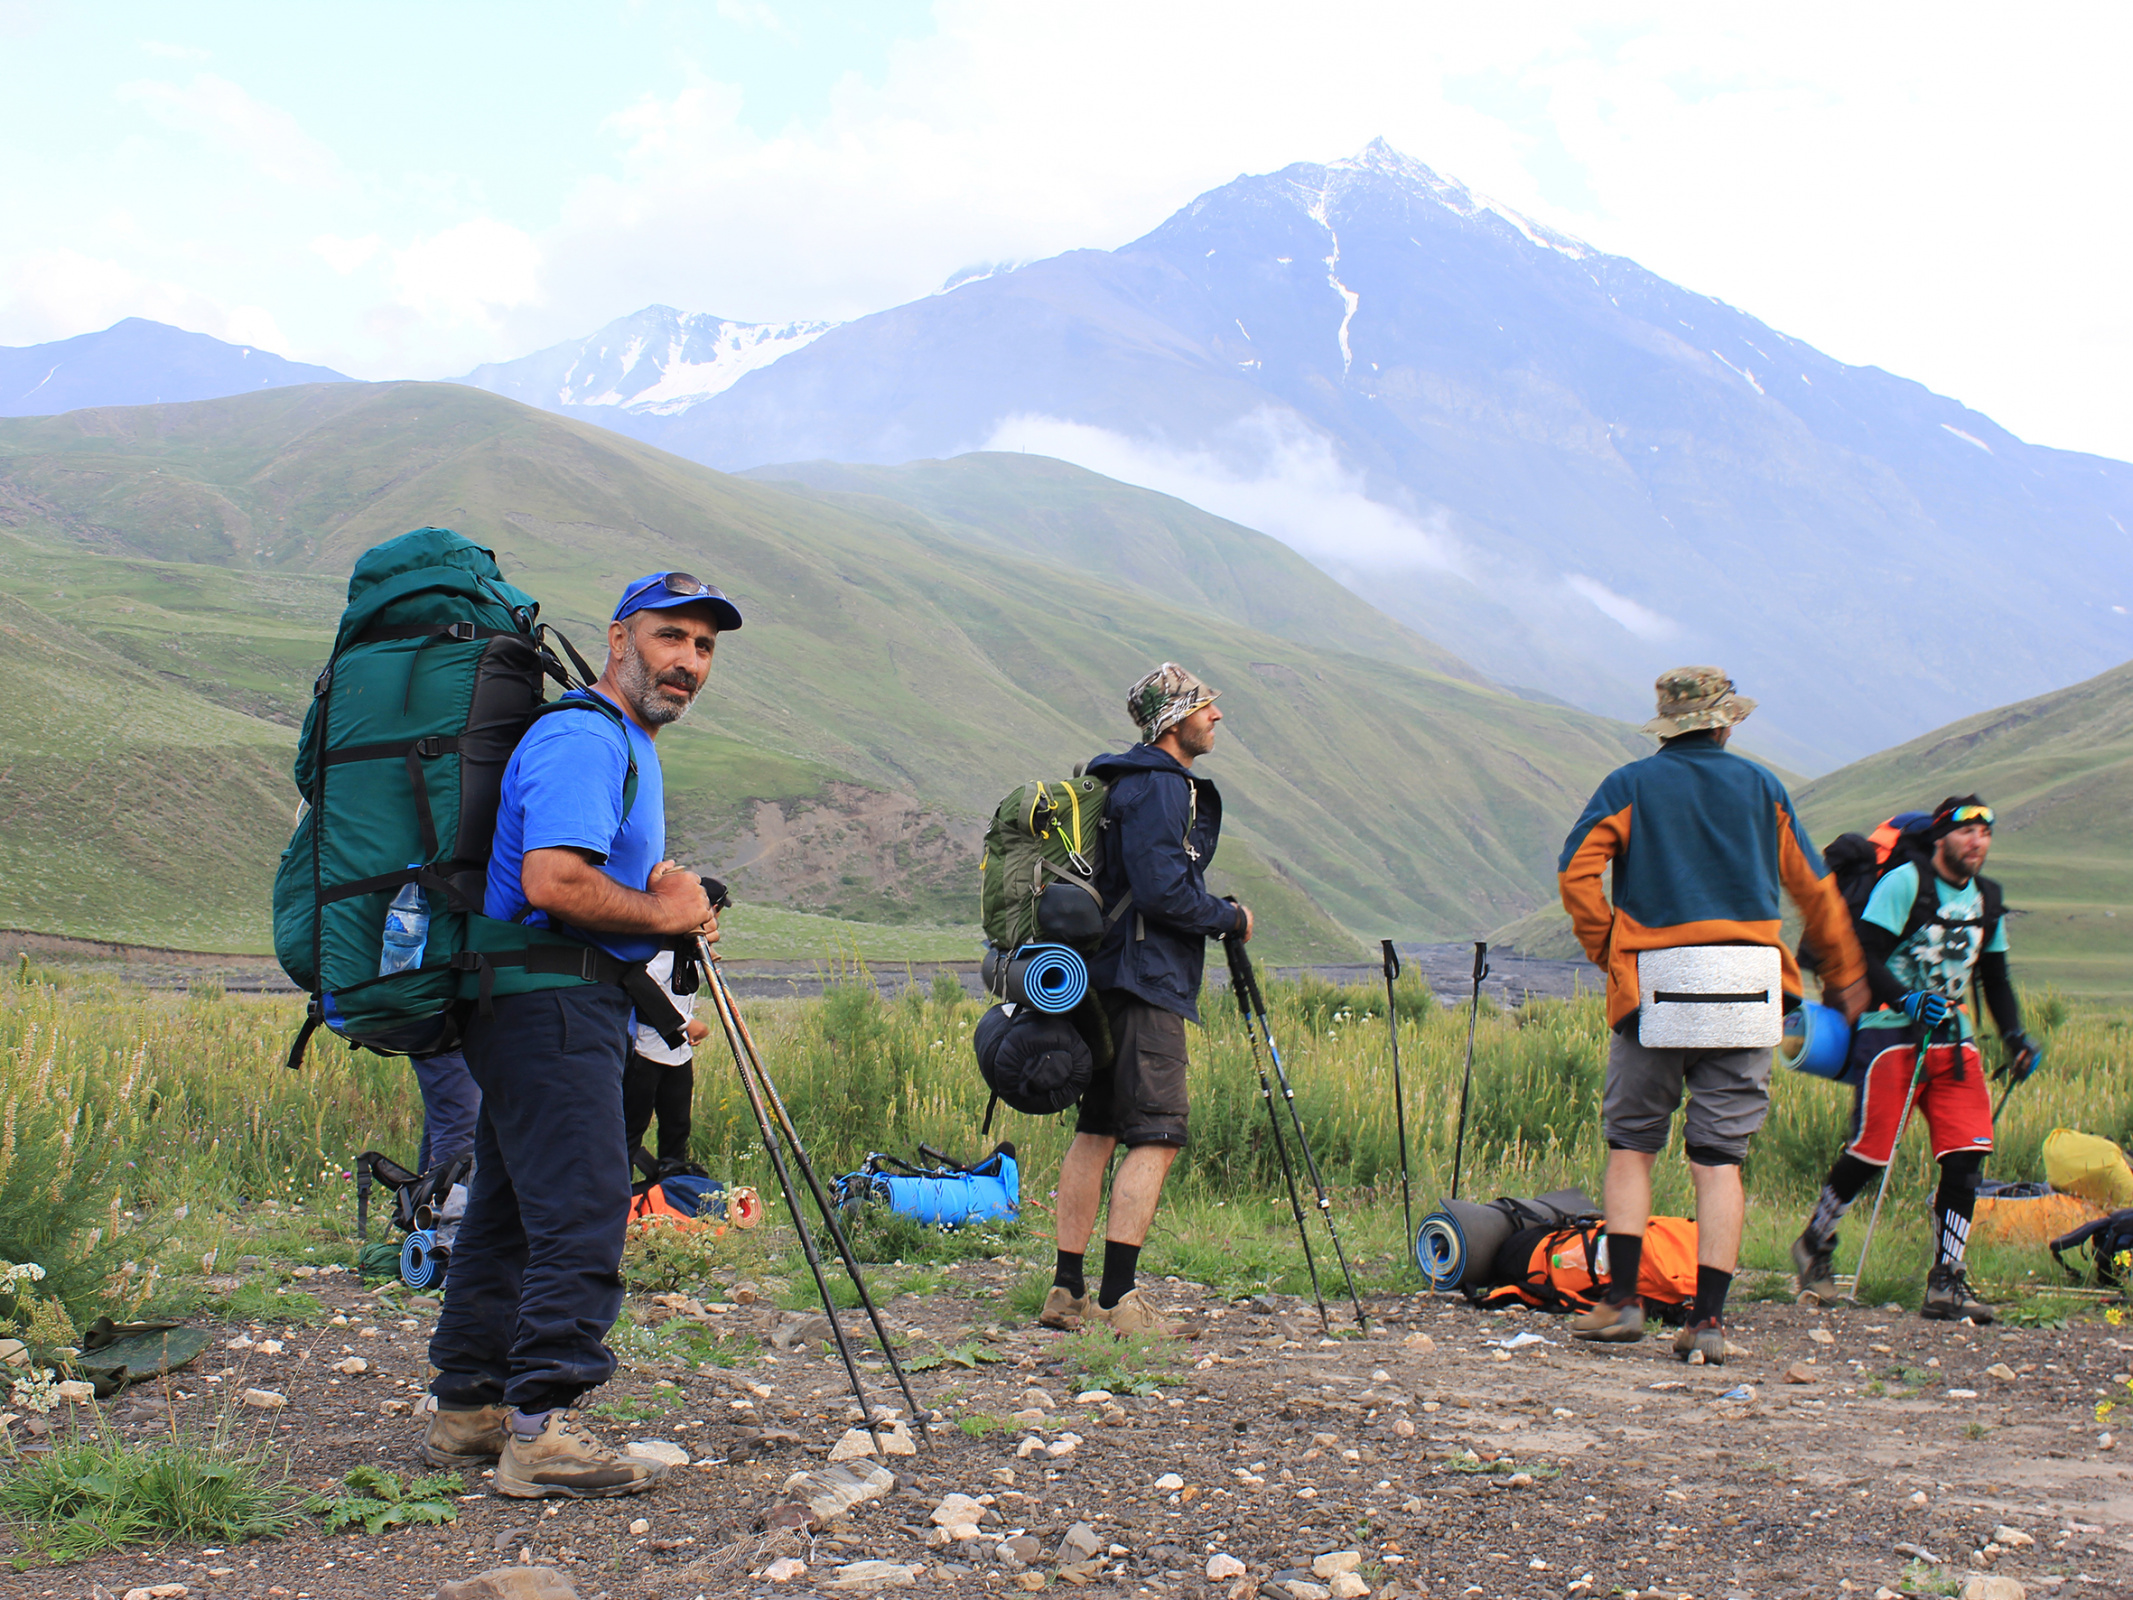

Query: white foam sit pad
left=1637, top=945, right=1783, bottom=1049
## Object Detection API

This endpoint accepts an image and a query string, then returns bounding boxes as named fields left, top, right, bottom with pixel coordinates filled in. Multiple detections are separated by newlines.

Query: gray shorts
left=1601, top=1031, right=1773, bottom=1164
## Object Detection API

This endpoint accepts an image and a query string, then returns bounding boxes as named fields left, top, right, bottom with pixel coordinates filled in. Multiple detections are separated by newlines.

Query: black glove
left=1998, top=1030, right=2044, bottom=1082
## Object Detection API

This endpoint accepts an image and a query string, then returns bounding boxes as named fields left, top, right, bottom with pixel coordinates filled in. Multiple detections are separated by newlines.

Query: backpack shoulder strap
left=1977, top=874, right=2006, bottom=940
left=530, top=694, right=639, bottom=823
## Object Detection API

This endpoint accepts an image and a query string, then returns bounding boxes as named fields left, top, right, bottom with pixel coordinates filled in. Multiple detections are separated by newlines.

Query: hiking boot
left=1569, top=1298, right=1646, bottom=1344
left=1092, top=1287, right=1175, bottom=1337
left=1038, top=1285, right=1089, bottom=1330
left=496, top=1410, right=668, bottom=1500
left=1791, top=1230, right=1841, bottom=1306
left=1922, top=1263, right=1996, bottom=1325
left=1672, top=1318, right=1726, bottom=1364
left=420, top=1401, right=510, bottom=1469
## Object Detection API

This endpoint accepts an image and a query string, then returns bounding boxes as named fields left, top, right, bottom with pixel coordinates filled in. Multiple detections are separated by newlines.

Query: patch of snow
left=1940, top=423, right=1993, bottom=454
left=626, top=323, right=836, bottom=412
left=938, top=260, right=1026, bottom=293
left=1303, top=184, right=1361, bottom=374
left=1709, top=351, right=1765, bottom=395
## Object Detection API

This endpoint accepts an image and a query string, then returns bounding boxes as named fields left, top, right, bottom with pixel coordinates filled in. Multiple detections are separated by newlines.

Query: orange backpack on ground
left=1478, top=1216, right=1699, bottom=1320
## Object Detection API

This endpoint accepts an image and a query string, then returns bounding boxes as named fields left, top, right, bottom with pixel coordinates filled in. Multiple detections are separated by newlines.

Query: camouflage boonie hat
left=1127, top=662, right=1219, bottom=741
left=1644, top=665, right=1756, bottom=738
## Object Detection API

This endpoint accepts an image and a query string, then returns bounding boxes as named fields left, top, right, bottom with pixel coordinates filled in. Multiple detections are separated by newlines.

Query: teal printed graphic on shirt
left=1856, top=861, right=2009, bottom=1037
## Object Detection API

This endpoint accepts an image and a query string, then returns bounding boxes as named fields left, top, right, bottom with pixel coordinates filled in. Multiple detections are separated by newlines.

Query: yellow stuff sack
left=2042, top=1128, right=2133, bottom=1211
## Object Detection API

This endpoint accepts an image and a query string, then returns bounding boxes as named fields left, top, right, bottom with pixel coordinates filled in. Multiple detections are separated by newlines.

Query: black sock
left=1693, top=1265, right=1732, bottom=1325
left=1053, top=1250, right=1085, bottom=1298
left=1096, top=1240, right=1141, bottom=1310
left=1603, top=1232, right=1643, bottom=1306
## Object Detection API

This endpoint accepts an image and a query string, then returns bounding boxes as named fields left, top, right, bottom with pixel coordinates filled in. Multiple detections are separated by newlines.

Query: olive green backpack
left=978, top=773, right=1114, bottom=953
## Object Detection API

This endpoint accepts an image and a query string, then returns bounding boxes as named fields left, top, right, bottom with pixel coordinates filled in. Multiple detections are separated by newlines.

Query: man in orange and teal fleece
left=1557, top=667, right=1868, bottom=1363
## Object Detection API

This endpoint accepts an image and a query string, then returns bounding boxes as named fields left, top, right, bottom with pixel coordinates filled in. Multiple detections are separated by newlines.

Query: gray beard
left=616, top=632, right=697, bottom=726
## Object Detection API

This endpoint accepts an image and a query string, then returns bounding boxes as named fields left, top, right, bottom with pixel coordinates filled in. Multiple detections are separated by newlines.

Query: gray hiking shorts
left=1601, top=1031, right=1773, bottom=1165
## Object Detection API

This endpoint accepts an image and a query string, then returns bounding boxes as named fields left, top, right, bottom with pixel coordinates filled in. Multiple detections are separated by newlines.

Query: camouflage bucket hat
left=1644, top=666, right=1757, bottom=738
left=1128, top=662, right=1219, bottom=741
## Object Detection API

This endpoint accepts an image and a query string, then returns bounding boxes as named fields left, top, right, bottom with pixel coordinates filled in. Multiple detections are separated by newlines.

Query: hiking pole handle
left=1381, top=940, right=1401, bottom=982
left=1471, top=940, right=1490, bottom=986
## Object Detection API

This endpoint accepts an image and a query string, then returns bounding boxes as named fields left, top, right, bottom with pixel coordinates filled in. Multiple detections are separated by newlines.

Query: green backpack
left=272, top=527, right=671, bottom=1068
left=979, top=773, right=1113, bottom=953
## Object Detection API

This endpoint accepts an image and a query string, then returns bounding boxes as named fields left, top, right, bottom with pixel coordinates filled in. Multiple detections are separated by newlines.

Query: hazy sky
left=5, top=1, right=2130, bottom=459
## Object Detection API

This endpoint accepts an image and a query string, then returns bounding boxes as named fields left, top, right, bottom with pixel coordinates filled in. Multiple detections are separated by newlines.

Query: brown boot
left=421, top=1401, right=510, bottom=1469
left=1569, top=1298, right=1646, bottom=1344
left=1091, top=1287, right=1176, bottom=1338
left=1038, top=1285, right=1089, bottom=1330
left=496, top=1410, right=669, bottom=1500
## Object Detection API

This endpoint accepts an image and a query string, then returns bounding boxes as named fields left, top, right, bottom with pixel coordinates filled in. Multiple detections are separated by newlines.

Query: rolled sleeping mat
left=1777, top=1001, right=1852, bottom=1079
left=399, top=1229, right=447, bottom=1290
left=1415, top=1197, right=1516, bottom=1290
left=1005, top=943, right=1089, bottom=1015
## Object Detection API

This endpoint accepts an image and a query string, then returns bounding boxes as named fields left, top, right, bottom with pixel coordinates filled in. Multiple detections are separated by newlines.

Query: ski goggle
left=1942, top=804, right=1994, bottom=829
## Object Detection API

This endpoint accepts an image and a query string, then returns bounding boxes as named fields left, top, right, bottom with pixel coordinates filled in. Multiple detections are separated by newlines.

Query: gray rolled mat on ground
left=1414, top=1187, right=1598, bottom=1290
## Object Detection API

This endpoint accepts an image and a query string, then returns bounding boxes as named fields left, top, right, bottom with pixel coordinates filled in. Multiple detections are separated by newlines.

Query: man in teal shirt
left=1791, top=796, right=2043, bottom=1323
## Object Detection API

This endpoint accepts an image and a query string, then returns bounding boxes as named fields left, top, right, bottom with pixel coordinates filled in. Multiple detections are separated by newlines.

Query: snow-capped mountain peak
left=457, top=305, right=838, bottom=420
left=1324, top=137, right=1594, bottom=262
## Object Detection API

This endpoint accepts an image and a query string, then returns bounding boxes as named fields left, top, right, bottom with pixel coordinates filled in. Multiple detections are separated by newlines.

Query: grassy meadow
left=3, top=956, right=2127, bottom=1335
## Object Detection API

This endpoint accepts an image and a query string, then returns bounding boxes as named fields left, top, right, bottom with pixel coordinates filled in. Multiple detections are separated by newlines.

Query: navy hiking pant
left=427, top=985, right=633, bottom=1414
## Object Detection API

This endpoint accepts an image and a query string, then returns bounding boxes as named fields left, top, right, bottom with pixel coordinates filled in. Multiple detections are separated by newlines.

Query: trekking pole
left=1850, top=1013, right=1941, bottom=1304
left=1224, top=933, right=1330, bottom=1336
left=1449, top=941, right=1489, bottom=1201
left=1228, top=931, right=1367, bottom=1331
left=697, top=938, right=927, bottom=1438
left=1379, top=940, right=1414, bottom=1269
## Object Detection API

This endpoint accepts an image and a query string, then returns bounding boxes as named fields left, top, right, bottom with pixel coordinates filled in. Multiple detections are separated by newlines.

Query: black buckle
left=414, top=736, right=443, bottom=759
left=579, top=949, right=600, bottom=981
left=445, top=621, right=476, bottom=642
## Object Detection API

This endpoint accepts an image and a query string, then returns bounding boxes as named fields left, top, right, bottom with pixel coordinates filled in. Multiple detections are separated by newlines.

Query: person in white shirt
left=624, top=947, right=709, bottom=1174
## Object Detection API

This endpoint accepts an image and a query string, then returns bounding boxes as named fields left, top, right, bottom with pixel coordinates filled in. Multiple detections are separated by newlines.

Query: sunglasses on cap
left=620, top=571, right=715, bottom=609
left=1944, top=804, right=1994, bottom=828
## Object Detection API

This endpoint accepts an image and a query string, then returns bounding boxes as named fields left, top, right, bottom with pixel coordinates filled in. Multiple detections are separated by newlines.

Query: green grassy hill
left=1486, top=669, right=2133, bottom=998
left=0, top=382, right=1652, bottom=959
left=743, top=452, right=1484, bottom=682
left=1794, top=659, right=2133, bottom=998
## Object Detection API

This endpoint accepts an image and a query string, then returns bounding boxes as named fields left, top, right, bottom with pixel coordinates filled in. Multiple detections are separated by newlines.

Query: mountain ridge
left=0, top=318, right=352, bottom=417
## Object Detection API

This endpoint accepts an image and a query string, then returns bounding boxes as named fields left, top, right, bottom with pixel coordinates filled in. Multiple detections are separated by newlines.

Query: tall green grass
left=3, top=961, right=2128, bottom=1311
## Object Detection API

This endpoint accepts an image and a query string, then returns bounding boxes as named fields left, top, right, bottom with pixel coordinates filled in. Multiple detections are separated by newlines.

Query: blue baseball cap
left=613, top=570, right=743, bottom=631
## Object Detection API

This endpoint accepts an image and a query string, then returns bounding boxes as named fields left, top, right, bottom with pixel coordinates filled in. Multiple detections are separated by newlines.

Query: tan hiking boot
left=496, top=1410, right=668, bottom=1500
left=1672, top=1318, right=1726, bottom=1364
left=1569, top=1298, right=1646, bottom=1343
left=1039, top=1285, right=1088, bottom=1330
left=1791, top=1231, right=1841, bottom=1306
left=1092, top=1287, right=1175, bottom=1337
left=421, top=1401, right=510, bottom=1469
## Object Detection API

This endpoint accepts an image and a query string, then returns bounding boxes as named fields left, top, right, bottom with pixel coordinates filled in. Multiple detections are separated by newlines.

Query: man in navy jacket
left=1043, top=663, right=1253, bottom=1336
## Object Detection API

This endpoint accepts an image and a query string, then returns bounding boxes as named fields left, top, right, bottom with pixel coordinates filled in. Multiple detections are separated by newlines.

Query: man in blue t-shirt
left=426, top=570, right=741, bottom=1499
left=1790, top=795, right=2044, bottom=1324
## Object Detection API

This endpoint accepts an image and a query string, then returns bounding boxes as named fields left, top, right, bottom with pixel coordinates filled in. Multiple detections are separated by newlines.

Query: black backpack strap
left=530, top=695, right=639, bottom=824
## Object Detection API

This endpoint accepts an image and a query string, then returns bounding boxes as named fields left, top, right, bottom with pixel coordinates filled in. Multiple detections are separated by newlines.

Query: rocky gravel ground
left=9, top=1260, right=2130, bottom=1600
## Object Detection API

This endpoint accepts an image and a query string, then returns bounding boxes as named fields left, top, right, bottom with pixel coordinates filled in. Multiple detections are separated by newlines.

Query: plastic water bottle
left=379, top=871, right=429, bottom=977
